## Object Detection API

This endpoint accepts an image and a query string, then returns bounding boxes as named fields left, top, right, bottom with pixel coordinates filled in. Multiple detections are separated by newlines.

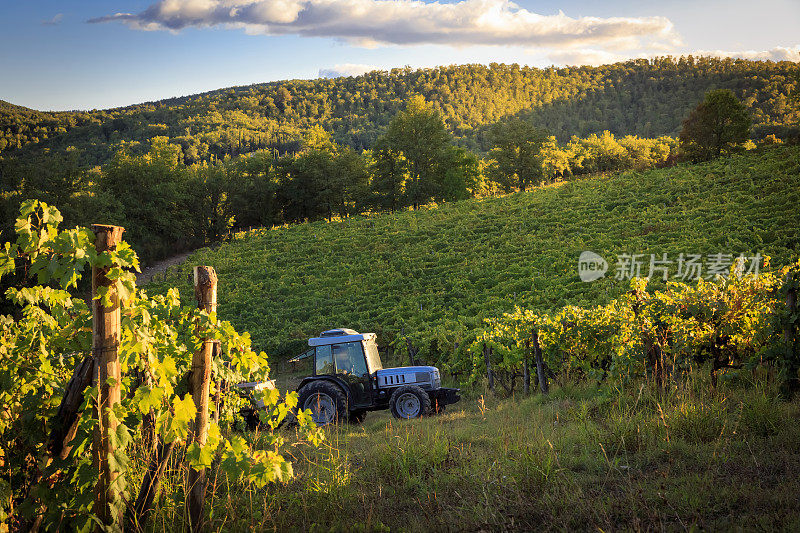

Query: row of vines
left=473, top=262, right=800, bottom=395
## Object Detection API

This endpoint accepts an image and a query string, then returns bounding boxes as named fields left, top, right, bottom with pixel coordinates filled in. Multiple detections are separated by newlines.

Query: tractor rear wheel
left=389, top=385, right=431, bottom=419
left=297, top=381, right=347, bottom=426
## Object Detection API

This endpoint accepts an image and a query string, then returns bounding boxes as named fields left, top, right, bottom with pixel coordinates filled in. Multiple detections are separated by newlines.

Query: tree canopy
left=377, top=96, right=471, bottom=208
left=488, top=119, right=548, bottom=191
left=679, top=89, right=752, bottom=161
left=1, top=57, right=796, bottom=169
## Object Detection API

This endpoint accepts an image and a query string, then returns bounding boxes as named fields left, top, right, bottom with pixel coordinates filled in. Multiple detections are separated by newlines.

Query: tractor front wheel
left=389, top=385, right=431, bottom=419
left=297, top=381, right=347, bottom=426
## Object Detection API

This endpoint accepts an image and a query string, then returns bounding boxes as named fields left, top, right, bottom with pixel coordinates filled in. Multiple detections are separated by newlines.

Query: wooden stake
left=403, top=329, right=417, bottom=366
left=91, top=224, right=125, bottom=529
left=132, top=439, right=175, bottom=530
left=523, top=340, right=530, bottom=395
left=533, top=330, right=549, bottom=394
left=49, top=355, right=95, bottom=460
left=483, top=343, right=494, bottom=392
left=785, top=272, right=798, bottom=392
left=140, top=373, right=157, bottom=454
left=211, top=343, right=224, bottom=424
left=187, top=266, right=217, bottom=533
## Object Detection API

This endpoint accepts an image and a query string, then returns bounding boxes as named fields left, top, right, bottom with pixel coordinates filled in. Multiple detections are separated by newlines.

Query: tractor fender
left=297, top=376, right=352, bottom=407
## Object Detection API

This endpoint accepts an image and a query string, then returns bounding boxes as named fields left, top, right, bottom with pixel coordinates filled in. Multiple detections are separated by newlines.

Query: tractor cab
left=288, top=329, right=382, bottom=409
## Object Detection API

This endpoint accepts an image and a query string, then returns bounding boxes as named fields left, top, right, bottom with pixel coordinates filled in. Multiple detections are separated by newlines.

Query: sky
left=1, top=0, right=798, bottom=111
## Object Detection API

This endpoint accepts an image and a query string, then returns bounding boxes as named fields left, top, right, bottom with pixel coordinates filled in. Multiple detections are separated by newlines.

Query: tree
left=97, top=137, right=195, bottom=262
left=274, top=85, right=293, bottom=113
left=188, top=163, right=236, bottom=243
left=679, top=89, right=751, bottom=161
left=380, top=96, right=451, bottom=209
left=789, top=71, right=800, bottom=141
left=437, top=147, right=480, bottom=201
left=276, top=150, right=331, bottom=222
left=16, top=147, right=89, bottom=210
left=368, top=143, right=407, bottom=212
left=277, top=127, right=370, bottom=222
left=487, top=119, right=547, bottom=191
left=539, top=135, right=571, bottom=182
left=227, top=152, right=281, bottom=229
left=331, top=146, right=370, bottom=218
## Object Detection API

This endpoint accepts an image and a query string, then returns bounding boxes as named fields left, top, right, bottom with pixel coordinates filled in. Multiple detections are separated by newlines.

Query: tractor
left=282, top=328, right=460, bottom=426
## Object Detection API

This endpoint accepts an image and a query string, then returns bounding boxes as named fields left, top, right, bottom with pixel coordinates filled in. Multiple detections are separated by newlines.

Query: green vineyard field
left=151, top=145, right=800, bottom=362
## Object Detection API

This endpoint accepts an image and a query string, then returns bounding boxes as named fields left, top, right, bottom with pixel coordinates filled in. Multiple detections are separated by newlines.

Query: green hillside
left=150, top=145, right=800, bottom=360
left=2, top=58, right=797, bottom=166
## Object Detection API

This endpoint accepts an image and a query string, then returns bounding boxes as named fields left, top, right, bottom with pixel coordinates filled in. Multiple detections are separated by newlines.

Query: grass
left=140, top=372, right=800, bottom=531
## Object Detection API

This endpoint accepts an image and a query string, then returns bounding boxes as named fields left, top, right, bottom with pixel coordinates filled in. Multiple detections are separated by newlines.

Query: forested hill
left=1, top=57, right=798, bottom=167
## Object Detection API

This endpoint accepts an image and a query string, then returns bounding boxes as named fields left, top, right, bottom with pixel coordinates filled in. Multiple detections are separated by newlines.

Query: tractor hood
left=375, top=366, right=441, bottom=389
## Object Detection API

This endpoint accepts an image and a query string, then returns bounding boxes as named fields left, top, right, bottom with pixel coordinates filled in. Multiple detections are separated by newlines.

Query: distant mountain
left=1, top=57, right=798, bottom=167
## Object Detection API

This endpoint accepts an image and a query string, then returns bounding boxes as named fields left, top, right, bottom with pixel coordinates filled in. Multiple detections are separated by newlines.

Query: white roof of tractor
left=308, top=328, right=376, bottom=346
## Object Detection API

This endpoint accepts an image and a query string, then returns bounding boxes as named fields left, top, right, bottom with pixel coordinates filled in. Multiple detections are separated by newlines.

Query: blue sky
left=1, top=0, right=798, bottom=111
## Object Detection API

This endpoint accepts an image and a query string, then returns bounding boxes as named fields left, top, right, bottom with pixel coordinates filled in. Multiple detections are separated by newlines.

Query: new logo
left=578, top=251, right=608, bottom=282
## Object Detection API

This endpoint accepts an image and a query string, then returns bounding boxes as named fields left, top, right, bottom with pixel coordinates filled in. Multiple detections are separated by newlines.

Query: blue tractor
left=286, top=329, right=460, bottom=425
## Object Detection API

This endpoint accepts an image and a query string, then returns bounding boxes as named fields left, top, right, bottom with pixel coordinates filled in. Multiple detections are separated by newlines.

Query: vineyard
left=139, top=143, right=800, bottom=531
left=152, top=145, right=800, bottom=370
left=2, top=145, right=799, bottom=531
left=3, top=1, right=800, bottom=526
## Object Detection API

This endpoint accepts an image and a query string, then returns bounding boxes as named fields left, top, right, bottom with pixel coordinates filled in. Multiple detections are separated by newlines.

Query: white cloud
left=547, top=49, right=628, bottom=66
left=693, top=45, right=800, bottom=62
left=89, top=0, right=680, bottom=52
left=319, top=63, right=377, bottom=78
left=546, top=44, right=800, bottom=68
left=42, top=13, right=64, bottom=26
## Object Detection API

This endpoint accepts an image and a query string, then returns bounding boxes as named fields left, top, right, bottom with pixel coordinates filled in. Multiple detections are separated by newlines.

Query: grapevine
left=0, top=200, right=322, bottom=530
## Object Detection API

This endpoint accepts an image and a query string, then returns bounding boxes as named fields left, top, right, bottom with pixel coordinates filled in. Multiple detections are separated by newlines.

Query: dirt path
left=136, top=250, right=195, bottom=285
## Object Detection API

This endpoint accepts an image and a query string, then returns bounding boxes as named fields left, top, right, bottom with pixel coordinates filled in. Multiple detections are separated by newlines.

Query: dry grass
left=142, top=374, right=800, bottom=531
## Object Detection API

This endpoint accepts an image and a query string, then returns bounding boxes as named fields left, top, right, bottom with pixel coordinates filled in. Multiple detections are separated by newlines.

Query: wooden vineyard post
left=406, top=339, right=417, bottom=367
left=91, top=224, right=125, bottom=529
left=532, top=330, right=549, bottom=394
left=187, top=266, right=217, bottom=533
left=132, top=439, right=175, bottom=529
left=523, top=339, right=531, bottom=395
left=140, top=373, right=157, bottom=453
left=212, top=342, right=224, bottom=423
left=402, top=328, right=418, bottom=366
left=785, top=272, right=798, bottom=393
left=483, top=343, right=495, bottom=392
left=49, top=355, right=95, bottom=460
